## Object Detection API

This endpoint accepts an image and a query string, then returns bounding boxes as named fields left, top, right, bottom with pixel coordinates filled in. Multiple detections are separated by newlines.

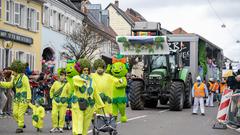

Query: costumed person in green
left=107, top=54, right=128, bottom=123
left=68, top=58, right=104, bottom=135
left=28, top=97, right=45, bottom=132
left=49, top=68, right=69, bottom=133
left=63, top=60, right=81, bottom=130
left=91, top=59, right=114, bottom=114
left=0, top=60, right=31, bottom=133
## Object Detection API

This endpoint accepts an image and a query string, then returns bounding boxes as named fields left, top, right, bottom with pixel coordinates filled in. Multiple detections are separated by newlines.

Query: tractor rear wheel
left=169, top=81, right=185, bottom=111
left=129, top=81, right=144, bottom=110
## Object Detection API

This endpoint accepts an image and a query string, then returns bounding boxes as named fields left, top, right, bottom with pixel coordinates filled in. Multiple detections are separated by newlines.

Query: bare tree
left=63, top=24, right=105, bottom=60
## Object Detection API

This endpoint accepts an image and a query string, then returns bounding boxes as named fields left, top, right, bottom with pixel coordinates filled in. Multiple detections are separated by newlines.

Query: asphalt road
left=0, top=104, right=239, bottom=135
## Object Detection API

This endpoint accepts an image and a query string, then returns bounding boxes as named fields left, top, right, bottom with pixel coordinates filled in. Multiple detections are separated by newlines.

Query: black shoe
left=201, top=113, right=205, bottom=116
left=16, top=128, right=23, bottom=133
left=192, top=113, right=198, bottom=115
left=23, top=125, right=26, bottom=128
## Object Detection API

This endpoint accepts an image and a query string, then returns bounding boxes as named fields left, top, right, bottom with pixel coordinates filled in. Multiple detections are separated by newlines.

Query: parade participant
left=68, top=58, right=104, bottom=135
left=56, top=60, right=81, bottom=131
left=28, top=97, right=45, bottom=132
left=49, top=68, right=69, bottom=133
left=91, top=59, right=113, bottom=114
left=192, top=76, right=208, bottom=115
left=0, top=60, right=31, bottom=133
left=107, top=54, right=128, bottom=123
left=206, top=78, right=219, bottom=107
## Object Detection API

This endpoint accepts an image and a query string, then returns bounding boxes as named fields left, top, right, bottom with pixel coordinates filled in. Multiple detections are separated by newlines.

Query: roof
left=172, top=27, right=188, bottom=34
left=58, top=0, right=85, bottom=16
left=106, top=3, right=135, bottom=27
left=86, top=4, right=101, bottom=10
left=84, top=11, right=117, bottom=42
left=125, top=8, right=147, bottom=22
left=132, top=22, right=161, bottom=31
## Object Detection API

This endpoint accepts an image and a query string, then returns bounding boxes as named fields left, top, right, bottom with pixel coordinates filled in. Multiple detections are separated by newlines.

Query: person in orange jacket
left=192, top=76, right=208, bottom=116
left=217, top=78, right=228, bottom=103
left=206, top=78, right=219, bottom=107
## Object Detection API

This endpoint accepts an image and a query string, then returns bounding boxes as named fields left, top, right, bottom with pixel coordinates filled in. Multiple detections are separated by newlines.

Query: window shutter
left=50, top=9, right=53, bottom=27
left=14, top=2, right=20, bottom=25
left=27, top=8, right=31, bottom=29
left=2, top=49, right=6, bottom=69
left=36, top=11, right=40, bottom=31
left=16, top=51, right=19, bottom=60
left=5, top=0, right=10, bottom=22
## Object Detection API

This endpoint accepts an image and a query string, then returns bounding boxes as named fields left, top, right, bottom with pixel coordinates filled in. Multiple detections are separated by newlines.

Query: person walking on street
left=192, top=76, right=208, bottom=116
left=0, top=60, right=31, bottom=133
left=28, top=97, right=45, bottom=132
left=49, top=69, right=69, bottom=133
left=206, top=78, right=219, bottom=107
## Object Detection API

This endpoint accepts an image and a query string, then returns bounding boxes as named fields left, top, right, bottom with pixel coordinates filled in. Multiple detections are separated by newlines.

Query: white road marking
left=87, top=115, right=147, bottom=134
left=158, top=109, right=169, bottom=113
left=88, top=109, right=169, bottom=134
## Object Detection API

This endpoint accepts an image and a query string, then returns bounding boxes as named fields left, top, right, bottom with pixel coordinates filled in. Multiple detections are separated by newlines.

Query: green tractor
left=117, top=36, right=192, bottom=111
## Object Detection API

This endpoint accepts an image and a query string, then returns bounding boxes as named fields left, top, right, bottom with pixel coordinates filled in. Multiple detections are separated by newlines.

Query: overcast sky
left=90, top=0, right=240, bottom=61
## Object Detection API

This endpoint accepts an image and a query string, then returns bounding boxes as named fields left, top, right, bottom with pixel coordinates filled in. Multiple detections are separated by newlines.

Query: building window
left=52, top=10, right=59, bottom=30
left=14, top=2, right=20, bottom=25
left=43, top=6, right=50, bottom=26
left=60, top=14, right=65, bottom=32
left=20, top=4, right=27, bottom=28
left=27, top=8, right=39, bottom=32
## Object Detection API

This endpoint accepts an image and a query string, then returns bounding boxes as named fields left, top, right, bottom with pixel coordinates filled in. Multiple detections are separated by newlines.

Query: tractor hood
left=149, top=69, right=167, bottom=79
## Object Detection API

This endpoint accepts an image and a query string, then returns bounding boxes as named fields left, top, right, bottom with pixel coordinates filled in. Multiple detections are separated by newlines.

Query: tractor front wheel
left=169, top=81, right=185, bottom=111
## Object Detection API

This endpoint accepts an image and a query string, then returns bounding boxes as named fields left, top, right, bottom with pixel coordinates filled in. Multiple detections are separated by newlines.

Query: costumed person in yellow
left=49, top=68, right=69, bottom=133
left=192, top=76, right=208, bottom=116
left=91, top=59, right=113, bottom=114
left=107, top=54, right=128, bottom=123
left=0, top=60, right=31, bottom=133
left=206, top=78, right=219, bottom=107
left=68, top=58, right=104, bottom=135
left=28, top=97, right=45, bottom=132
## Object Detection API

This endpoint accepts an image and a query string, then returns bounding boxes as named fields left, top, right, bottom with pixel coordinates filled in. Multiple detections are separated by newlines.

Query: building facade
left=0, top=0, right=44, bottom=71
left=41, top=0, right=84, bottom=71
left=106, top=2, right=134, bottom=36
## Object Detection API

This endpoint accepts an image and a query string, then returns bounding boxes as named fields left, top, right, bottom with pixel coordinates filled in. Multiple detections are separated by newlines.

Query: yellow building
left=0, top=0, right=44, bottom=71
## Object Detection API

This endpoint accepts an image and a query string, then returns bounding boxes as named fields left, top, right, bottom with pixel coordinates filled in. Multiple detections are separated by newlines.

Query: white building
left=41, top=0, right=84, bottom=71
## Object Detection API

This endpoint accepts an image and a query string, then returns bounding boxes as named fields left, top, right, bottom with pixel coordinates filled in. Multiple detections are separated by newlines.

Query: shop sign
left=0, top=30, right=33, bottom=45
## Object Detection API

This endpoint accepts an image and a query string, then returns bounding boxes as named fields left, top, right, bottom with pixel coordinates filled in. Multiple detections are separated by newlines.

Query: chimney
left=115, top=0, right=119, bottom=7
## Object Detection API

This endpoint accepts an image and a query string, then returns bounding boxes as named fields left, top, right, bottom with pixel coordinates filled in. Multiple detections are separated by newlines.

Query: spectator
left=0, top=71, right=7, bottom=117
left=227, top=75, right=240, bottom=91
left=3, top=68, right=14, bottom=116
left=25, top=63, right=32, bottom=78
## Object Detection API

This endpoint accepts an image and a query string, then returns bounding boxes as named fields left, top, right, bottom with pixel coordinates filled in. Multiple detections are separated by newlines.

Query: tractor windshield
left=151, top=55, right=167, bottom=70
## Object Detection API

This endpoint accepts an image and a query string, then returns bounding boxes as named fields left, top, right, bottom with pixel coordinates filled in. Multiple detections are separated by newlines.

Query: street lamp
left=3, top=40, right=13, bottom=68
